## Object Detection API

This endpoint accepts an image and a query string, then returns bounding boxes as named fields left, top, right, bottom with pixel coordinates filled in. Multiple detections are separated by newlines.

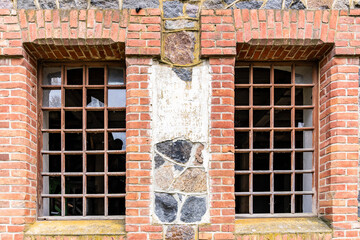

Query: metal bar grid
left=39, top=63, right=126, bottom=219
left=234, top=63, right=317, bottom=216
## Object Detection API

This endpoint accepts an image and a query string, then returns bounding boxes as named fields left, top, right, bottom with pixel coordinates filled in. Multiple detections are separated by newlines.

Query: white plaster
left=149, top=61, right=212, bottom=224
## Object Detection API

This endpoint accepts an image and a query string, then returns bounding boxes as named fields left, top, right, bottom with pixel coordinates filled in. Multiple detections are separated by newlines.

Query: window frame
left=234, top=62, right=319, bottom=218
left=37, top=62, right=126, bottom=220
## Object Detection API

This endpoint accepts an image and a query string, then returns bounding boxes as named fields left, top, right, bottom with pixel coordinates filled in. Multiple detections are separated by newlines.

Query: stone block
left=59, top=0, right=88, bottom=8
left=186, top=4, right=199, bottom=17
left=165, top=20, right=196, bottom=30
left=90, top=0, right=119, bottom=9
left=0, top=0, right=13, bottom=8
left=154, top=164, right=174, bottom=190
left=172, top=168, right=207, bottom=193
left=156, top=140, right=193, bottom=164
left=163, top=1, right=184, bottom=18
left=180, top=196, right=207, bottom=223
left=155, top=193, right=178, bottom=223
left=235, top=1, right=263, bottom=9
left=172, top=67, right=193, bottom=82
left=17, top=0, right=36, bottom=9
left=202, top=0, right=224, bottom=9
left=39, top=0, right=57, bottom=9
left=164, top=31, right=195, bottom=65
left=165, top=225, right=195, bottom=240
left=123, top=0, right=159, bottom=9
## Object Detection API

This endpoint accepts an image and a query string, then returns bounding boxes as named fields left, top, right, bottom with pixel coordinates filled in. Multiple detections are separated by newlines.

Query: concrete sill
left=24, top=220, right=126, bottom=236
left=234, top=217, right=332, bottom=235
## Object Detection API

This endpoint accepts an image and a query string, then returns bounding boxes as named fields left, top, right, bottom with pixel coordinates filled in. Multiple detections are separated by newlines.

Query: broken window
left=40, top=64, right=126, bottom=218
left=235, top=64, right=316, bottom=216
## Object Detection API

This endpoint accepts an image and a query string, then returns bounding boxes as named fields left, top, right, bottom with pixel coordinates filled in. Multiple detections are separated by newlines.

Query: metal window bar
left=39, top=63, right=126, bottom=219
left=235, top=63, right=318, bottom=217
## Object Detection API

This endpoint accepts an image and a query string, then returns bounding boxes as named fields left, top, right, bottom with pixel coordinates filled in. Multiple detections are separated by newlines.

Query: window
left=235, top=63, right=317, bottom=216
left=39, top=63, right=126, bottom=219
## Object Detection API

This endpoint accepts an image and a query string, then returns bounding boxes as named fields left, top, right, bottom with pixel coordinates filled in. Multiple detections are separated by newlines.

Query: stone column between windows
left=319, top=55, right=360, bottom=238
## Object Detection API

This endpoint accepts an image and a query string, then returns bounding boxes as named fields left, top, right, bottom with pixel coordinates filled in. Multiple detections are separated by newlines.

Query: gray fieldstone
left=123, top=0, right=160, bottom=8
left=154, top=164, right=174, bottom=190
left=289, top=0, right=306, bottom=9
left=165, top=225, right=195, bottom=240
left=0, top=0, right=13, bottom=8
left=17, top=0, right=36, bottom=9
left=154, top=154, right=165, bottom=169
left=90, top=0, right=119, bottom=9
left=333, top=0, right=349, bottom=8
left=165, top=20, right=196, bottom=30
left=164, top=31, right=195, bottom=65
left=155, top=193, right=178, bottom=223
left=173, top=168, right=207, bottom=193
left=39, top=0, right=57, bottom=9
left=156, top=140, right=193, bottom=164
left=59, top=0, right=88, bottom=8
left=236, top=1, right=263, bottom=8
left=172, top=67, right=193, bottom=82
left=163, top=1, right=184, bottom=18
left=173, top=164, right=184, bottom=171
left=202, top=0, right=224, bottom=9
left=186, top=4, right=199, bottom=17
left=263, top=0, right=282, bottom=9
left=180, top=196, right=207, bottom=223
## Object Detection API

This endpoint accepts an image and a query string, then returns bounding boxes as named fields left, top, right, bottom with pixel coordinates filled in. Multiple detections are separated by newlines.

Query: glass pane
left=89, top=68, right=104, bottom=85
left=42, top=198, right=61, bottom=216
left=65, top=155, right=82, bottom=172
left=108, top=67, right=124, bottom=85
left=87, top=133, right=104, bottom=151
left=43, top=133, right=61, bottom=151
left=43, top=67, right=61, bottom=85
left=295, top=195, right=312, bottom=213
left=235, top=196, right=249, bottom=214
left=253, top=153, right=269, bottom=170
left=65, top=111, right=82, bottom=129
left=235, top=153, right=249, bottom=170
left=108, top=89, right=126, bottom=107
left=274, top=131, right=291, bottom=149
left=108, top=198, right=125, bottom=215
left=235, top=88, right=249, bottom=106
left=253, top=67, right=270, bottom=84
left=295, top=152, right=313, bottom=170
left=65, top=133, right=82, bottom=151
left=87, top=89, right=104, bottom=107
left=274, top=88, right=291, bottom=105
left=295, top=87, right=312, bottom=105
left=65, top=198, right=82, bottom=216
left=253, top=131, right=270, bottom=149
left=108, top=111, right=126, bottom=128
left=274, top=66, right=291, bottom=84
left=274, top=174, right=291, bottom=191
left=65, top=89, right=82, bottom=107
left=43, top=89, right=61, bottom=107
left=253, top=196, right=270, bottom=213
left=109, top=132, right=126, bottom=150
left=295, top=131, right=312, bottom=148
left=295, top=173, right=312, bottom=191
left=253, top=88, right=270, bottom=105
left=43, top=176, right=61, bottom=194
left=273, top=153, right=291, bottom=170
left=87, top=176, right=104, bottom=194
left=87, top=154, right=104, bottom=172
left=235, top=174, right=249, bottom=192
left=274, top=109, right=291, bottom=127
left=67, top=68, right=83, bottom=85
left=295, top=109, right=313, bottom=128
left=65, top=176, right=82, bottom=194
left=235, top=67, right=249, bottom=84
left=274, top=195, right=291, bottom=213
left=43, top=111, right=61, bottom=129
left=253, top=174, right=270, bottom=192
left=108, top=154, right=126, bottom=172
left=253, top=110, right=270, bottom=127
left=43, top=154, right=61, bottom=172
left=235, top=132, right=249, bottom=149
left=235, top=110, right=249, bottom=127
left=108, top=176, right=126, bottom=193
left=295, top=66, right=313, bottom=84
left=87, top=111, right=104, bottom=129
left=87, top=198, right=104, bottom=215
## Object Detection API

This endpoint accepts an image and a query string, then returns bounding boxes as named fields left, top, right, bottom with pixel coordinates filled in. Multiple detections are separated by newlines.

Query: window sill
left=234, top=217, right=332, bottom=236
left=24, top=219, right=125, bottom=237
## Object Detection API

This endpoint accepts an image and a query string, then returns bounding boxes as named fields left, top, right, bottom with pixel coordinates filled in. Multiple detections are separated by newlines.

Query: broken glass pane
left=67, top=68, right=83, bottom=85
left=87, top=133, right=104, bottom=151
left=87, top=89, right=104, bottom=107
left=43, top=67, right=61, bottom=85
left=109, top=132, right=126, bottom=150
left=43, top=111, right=61, bottom=129
left=89, top=68, right=104, bottom=85
left=295, top=66, right=313, bottom=84
left=43, top=89, right=61, bottom=108
left=108, top=67, right=124, bottom=85
left=65, top=89, right=83, bottom=107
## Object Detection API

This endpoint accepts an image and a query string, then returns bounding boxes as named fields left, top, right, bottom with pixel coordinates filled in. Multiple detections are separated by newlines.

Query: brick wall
left=0, top=7, right=360, bottom=240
